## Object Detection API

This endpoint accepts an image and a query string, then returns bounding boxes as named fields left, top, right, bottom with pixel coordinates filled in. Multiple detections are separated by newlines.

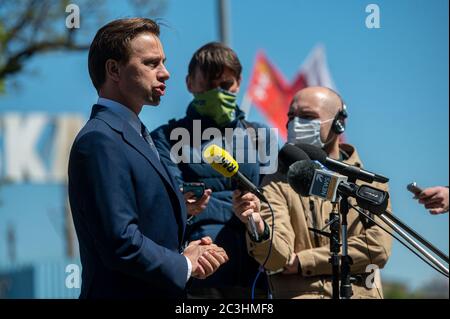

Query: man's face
left=118, top=33, right=169, bottom=107
left=287, top=91, right=336, bottom=144
left=187, top=66, right=240, bottom=94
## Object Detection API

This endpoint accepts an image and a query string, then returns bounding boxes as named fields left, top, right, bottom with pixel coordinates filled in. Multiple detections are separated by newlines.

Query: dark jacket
left=68, top=105, right=188, bottom=299
left=151, top=104, right=273, bottom=289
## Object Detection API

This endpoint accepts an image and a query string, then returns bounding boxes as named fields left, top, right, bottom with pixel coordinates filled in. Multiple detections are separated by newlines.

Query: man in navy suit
left=68, top=18, right=228, bottom=299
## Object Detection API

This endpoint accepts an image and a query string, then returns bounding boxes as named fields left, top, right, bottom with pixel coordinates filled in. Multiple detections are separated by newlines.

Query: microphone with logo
left=203, top=144, right=268, bottom=241
left=287, top=159, right=391, bottom=299
left=294, top=143, right=389, bottom=184
left=287, top=159, right=450, bottom=279
left=287, top=159, right=389, bottom=213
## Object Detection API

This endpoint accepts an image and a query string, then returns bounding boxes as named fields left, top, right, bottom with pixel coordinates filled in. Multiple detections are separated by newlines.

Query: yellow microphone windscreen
left=203, top=144, right=239, bottom=178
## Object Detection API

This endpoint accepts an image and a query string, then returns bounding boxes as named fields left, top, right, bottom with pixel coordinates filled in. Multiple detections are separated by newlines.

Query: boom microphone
left=294, top=143, right=389, bottom=184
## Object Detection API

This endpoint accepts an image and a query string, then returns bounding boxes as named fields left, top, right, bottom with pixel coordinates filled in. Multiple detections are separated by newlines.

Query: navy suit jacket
left=68, top=105, right=188, bottom=299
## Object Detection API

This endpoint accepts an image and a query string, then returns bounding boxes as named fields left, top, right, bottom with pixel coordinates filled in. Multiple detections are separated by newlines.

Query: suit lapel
left=122, top=124, right=173, bottom=184
left=91, top=105, right=186, bottom=242
left=90, top=105, right=173, bottom=189
left=124, top=124, right=187, bottom=240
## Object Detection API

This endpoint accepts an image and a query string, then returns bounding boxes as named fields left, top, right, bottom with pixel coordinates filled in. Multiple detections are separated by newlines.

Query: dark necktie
left=141, top=123, right=160, bottom=161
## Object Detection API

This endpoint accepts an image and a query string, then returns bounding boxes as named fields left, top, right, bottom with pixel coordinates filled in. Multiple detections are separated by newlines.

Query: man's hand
left=418, top=186, right=449, bottom=215
left=184, top=189, right=212, bottom=216
left=282, top=252, right=300, bottom=275
left=182, top=236, right=229, bottom=279
left=232, top=190, right=265, bottom=235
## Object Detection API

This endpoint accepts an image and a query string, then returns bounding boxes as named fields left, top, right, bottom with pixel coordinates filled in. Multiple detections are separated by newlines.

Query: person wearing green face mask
left=191, top=88, right=238, bottom=127
left=151, top=42, right=272, bottom=299
left=186, top=47, right=241, bottom=128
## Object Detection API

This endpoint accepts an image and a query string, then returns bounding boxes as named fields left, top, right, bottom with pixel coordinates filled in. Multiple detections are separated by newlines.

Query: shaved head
left=286, top=86, right=345, bottom=158
left=288, top=86, right=342, bottom=119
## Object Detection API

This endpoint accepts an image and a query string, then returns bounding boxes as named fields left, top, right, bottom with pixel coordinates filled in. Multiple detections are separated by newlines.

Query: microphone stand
left=309, top=202, right=341, bottom=299
left=311, top=177, right=449, bottom=298
left=381, top=210, right=449, bottom=264
left=336, top=179, right=449, bottom=276
left=377, top=213, right=449, bottom=275
left=339, top=194, right=353, bottom=299
left=329, top=204, right=341, bottom=299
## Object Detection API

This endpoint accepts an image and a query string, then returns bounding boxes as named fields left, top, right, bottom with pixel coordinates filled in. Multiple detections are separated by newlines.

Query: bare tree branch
left=3, top=0, right=39, bottom=44
left=0, top=0, right=167, bottom=89
left=0, top=39, right=90, bottom=78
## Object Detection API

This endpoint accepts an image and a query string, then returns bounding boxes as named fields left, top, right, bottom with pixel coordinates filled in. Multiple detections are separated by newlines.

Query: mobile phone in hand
left=407, top=182, right=423, bottom=196
left=182, top=182, right=205, bottom=199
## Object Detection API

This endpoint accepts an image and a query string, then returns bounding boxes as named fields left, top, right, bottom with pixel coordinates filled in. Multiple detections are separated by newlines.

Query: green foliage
left=383, top=278, right=449, bottom=299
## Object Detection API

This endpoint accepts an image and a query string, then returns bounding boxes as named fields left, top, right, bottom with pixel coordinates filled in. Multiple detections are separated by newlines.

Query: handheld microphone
left=287, top=159, right=389, bottom=214
left=203, top=144, right=267, bottom=240
left=203, top=144, right=267, bottom=203
left=294, top=143, right=389, bottom=184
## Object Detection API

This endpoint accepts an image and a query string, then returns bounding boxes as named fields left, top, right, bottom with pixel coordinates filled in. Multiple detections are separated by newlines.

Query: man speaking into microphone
left=233, top=87, right=392, bottom=299
left=68, top=18, right=228, bottom=299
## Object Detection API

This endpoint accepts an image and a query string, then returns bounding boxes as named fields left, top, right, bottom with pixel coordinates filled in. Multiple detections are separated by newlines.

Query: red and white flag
left=242, top=45, right=336, bottom=141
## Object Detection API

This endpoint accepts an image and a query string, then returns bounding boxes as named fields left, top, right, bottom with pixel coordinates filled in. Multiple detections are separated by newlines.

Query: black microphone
left=287, top=159, right=389, bottom=214
left=287, top=160, right=322, bottom=196
left=277, top=143, right=310, bottom=173
left=294, top=143, right=389, bottom=184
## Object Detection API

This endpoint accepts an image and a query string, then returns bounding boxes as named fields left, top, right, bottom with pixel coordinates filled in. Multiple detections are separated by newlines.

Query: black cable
left=261, top=202, right=275, bottom=268
left=349, top=203, right=449, bottom=278
left=251, top=201, right=275, bottom=299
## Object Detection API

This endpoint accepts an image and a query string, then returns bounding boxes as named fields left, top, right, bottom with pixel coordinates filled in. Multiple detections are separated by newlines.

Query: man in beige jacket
left=233, top=87, right=392, bottom=299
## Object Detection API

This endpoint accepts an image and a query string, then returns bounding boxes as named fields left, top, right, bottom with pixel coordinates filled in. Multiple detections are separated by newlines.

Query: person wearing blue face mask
left=286, top=87, right=348, bottom=158
left=233, top=87, right=393, bottom=299
left=151, top=42, right=272, bottom=298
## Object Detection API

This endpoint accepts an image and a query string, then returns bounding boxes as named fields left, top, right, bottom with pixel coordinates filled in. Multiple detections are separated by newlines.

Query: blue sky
left=0, top=0, right=448, bottom=291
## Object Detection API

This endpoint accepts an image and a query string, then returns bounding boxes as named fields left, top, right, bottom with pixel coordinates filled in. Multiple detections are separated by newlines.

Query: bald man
left=286, top=86, right=345, bottom=158
left=233, top=87, right=393, bottom=298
